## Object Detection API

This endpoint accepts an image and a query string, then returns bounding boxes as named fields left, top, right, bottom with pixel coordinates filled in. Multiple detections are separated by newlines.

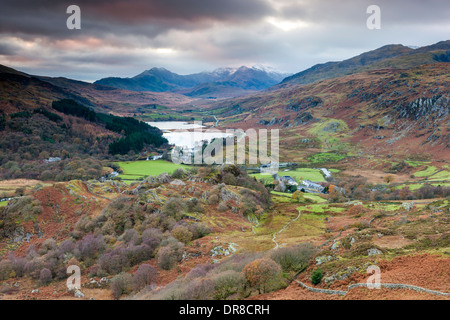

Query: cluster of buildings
left=273, top=175, right=326, bottom=193
left=261, top=162, right=330, bottom=194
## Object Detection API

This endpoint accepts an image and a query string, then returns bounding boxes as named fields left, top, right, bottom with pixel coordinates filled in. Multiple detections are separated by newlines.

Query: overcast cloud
left=0, top=0, right=449, bottom=82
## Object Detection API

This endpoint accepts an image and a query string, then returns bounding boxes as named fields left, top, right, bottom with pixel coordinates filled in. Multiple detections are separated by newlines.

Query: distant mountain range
left=0, top=40, right=448, bottom=162
left=94, top=41, right=449, bottom=98
left=95, top=66, right=292, bottom=98
left=280, top=40, right=450, bottom=87
left=1, top=40, right=448, bottom=112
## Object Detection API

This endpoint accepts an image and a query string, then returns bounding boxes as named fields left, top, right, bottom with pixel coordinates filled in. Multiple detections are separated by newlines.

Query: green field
left=251, top=168, right=326, bottom=183
left=428, top=170, right=450, bottom=181
left=308, top=152, right=346, bottom=163
left=117, top=160, right=190, bottom=182
left=0, top=201, right=7, bottom=208
left=393, top=182, right=450, bottom=191
left=414, top=165, right=439, bottom=177
left=405, top=160, right=431, bottom=167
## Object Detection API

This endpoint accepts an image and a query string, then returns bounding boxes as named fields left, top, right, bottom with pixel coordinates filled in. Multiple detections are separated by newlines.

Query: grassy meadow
left=116, top=160, right=190, bottom=183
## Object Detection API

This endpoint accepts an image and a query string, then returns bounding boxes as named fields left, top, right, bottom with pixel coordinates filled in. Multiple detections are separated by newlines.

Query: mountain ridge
left=279, top=40, right=450, bottom=87
left=95, top=65, right=291, bottom=98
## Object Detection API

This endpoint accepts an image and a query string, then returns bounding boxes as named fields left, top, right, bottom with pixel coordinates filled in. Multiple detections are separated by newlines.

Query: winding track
left=272, top=208, right=302, bottom=249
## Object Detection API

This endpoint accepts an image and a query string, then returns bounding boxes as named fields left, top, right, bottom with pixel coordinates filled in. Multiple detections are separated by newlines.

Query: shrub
left=78, top=234, right=105, bottom=262
left=14, top=187, right=25, bottom=197
left=100, top=243, right=155, bottom=275
left=311, top=268, right=323, bottom=285
left=157, top=246, right=177, bottom=271
left=157, top=239, right=184, bottom=270
left=141, top=228, right=163, bottom=243
left=26, top=245, right=39, bottom=260
left=162, top=197, right=186, bottom=220
left=59, top=239, right=75, bottom=255
left=186, top=263, right=215, bottom=279
left=183, top=278, right=215, bottom=300
left=270, top=243, right=316, bottom=277
left=99, top=247, right=129, bottom=274
left=188, top=223, right=212, bottom=240
left=0, top=197, right=43, bottom=238
left=140, top=238, right=160, bottom=258
left=172, top=225, right=193, bottom=244
left=212, top=270, right=245, bottom=300
left=214, top=252, right=263, bottom=274
left=125, top=243, right=155, bottom=266
left=39, top=238, right=57, bottom=255
left=111, top=273, right=133, bottom=299
left=207, top=194, right=219, bottom=205
left=196, top=167, right=212, bottom=179
left=222, top=173, right=237, bottom=186
left=193, top=190, right=201, bottom=197
left=217, top=202, right=228, bottom=212
left=242, top=258, right=283, bottom=294
left=39, top=268, right=52, bottom=285
left=98, top=197, right=144, bottom=236
left=186, top=197, right=204, bottom=213
left=133, top=264, right=157, bottom=291
left=121, top=229, right=140, bottom=245
left=0, top=260, right=14, bottom=280
left=9, top=254, right=27, bottom=277
left=348, top=205, right=367, bottom=216
left=24, top=258, right=44, bottom=279
left=171, top=168, right=187, bottom=179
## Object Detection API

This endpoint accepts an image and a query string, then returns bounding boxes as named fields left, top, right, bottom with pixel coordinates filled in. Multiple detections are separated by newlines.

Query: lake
left=147, top=121, right=236, bottom=149
left=146, top=121, right=204, bottom=131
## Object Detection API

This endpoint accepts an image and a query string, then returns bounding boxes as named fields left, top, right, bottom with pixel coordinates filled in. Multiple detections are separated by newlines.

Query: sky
left=0, top=0, right=449, bottom=82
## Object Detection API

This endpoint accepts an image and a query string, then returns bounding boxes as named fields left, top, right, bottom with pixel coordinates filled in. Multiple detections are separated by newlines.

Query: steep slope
left=0, top=65, right=93, bottom=114
left=0, top=65, right=193, bottom=115
left=0, top=66, right=170, bottom=181
left=37, top=76, right=193, bottom=113
left=280, top=41, right=450, bottom=87
left=208, top=63, right=450, bottom=161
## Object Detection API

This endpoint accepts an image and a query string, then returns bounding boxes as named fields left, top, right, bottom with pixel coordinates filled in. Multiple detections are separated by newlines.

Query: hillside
left=280, top=41, right=450, bottom=87
left=0, top=166, right=448, bottom=301
left=0, top=65, right=170, bottom=182
left=208, top=63, right=450, bottom=162
left=0, top=40, right=449, bottom=302
left=0, top=65, right=193, bottom=115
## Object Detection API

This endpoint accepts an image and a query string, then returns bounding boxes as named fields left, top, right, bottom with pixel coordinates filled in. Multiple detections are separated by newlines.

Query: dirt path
left=272, top=209, right=302, bottom=249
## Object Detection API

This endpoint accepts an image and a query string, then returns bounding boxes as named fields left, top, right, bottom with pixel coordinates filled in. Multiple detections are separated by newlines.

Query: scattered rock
left=367, top=248, right=383, bottom=256
left=331, top=240, right=341, bottom=250
left=210, top=243, right=238, bottom=257
left=170, top=179, right=186, bottom=186
left=315, top=255, right=334, bottom=265
left=74, top=289, right=85, bottom=298
left=402, top=202, right=415, bottom=211
left=323, top=266, right=357, bottom=284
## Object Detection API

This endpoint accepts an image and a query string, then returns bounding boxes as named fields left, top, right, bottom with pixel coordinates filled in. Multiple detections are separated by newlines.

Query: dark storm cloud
left=0, top=43, right=18, bottom=56
left=0, top=0, right=448, bottom=81
left=0, top=0, right=274, bottom=38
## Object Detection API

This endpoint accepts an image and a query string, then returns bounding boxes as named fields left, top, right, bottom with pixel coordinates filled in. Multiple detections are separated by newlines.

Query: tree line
left=52, top=99, right=167, bottom=155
